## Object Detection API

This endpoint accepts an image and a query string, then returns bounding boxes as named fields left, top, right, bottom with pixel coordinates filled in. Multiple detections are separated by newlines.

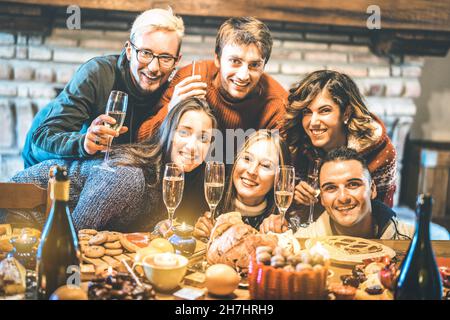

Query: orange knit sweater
left=137, top=60, right=288, bottom=141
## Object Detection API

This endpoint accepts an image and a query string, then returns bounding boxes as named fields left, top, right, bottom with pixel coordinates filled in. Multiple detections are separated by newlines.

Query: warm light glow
left=107, top=266, right=113, bottom=276
left=20, top=233, right=28, bottom=242
left=310, top=242, right=330, bottom=261
left=153, top=253, right=178, bottom=267
left=181, top=222, right=187, bottom=230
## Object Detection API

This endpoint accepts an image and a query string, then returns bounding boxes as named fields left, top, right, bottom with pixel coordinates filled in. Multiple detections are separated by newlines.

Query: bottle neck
left=51, top=180, right=70, bottom=202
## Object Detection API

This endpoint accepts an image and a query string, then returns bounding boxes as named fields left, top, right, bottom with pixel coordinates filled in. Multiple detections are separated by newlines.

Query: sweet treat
left=0, top=238, right=13, bottom=253
left=328, top=283, right=357, bottom=300
left=78, top=234, right=92, bottom=242
left=306, top=236, right=396, bottom=265
left=106, top=232, right=121, bottom=242
left=105, top=249, right=123, bottom=257
left=79, top=229, right=97, bottom=236
left=206, top=212, right=278, bottom=272
left=88, top=272, right=156, bottom=300
left=0, top=257, right=26, bottom=295
left=249, top=243, right=330, bottom=300
left=88, top=233, right=108, bottom=246
left=83, top=245, right=106, bottom=258
left=50, top=285, right=88, bottom=300
left=104, top=241, right=122, bottom=249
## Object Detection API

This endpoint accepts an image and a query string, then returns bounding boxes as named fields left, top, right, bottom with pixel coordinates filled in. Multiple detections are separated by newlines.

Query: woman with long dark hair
left=3, top=98, right=217, bottom=232
left=281, top=70, right=397, bottom=211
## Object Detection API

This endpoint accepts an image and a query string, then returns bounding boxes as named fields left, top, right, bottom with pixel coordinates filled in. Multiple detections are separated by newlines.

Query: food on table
left=328, top=283, right=356, bottom=300
left=88, top=272, right=156, bottom=300
left=305, top=236, right=396, bottom=265
left=149, top=238, right=174, bottom=253
left=330, top=255, right=397, bottom=300
left=119, top=232, right=156, bottom=252
left=141, top=253, right=188, bottom=292
left=78, top=229, right=97, bottom=236
left=49, top=285, right=88, bottom=300
left=248, top=243, right=330, bottom=300
left=204, top=264, right=240, bottom=296
left=206, top=212, right=278, bottom=272
left=83, top=245, right=106, bottom=258
left=0, top=257, right=26, bottom=296
left=439, top=266, right=450, bottom=288
left=0, top=224, right=12, bottom=237
left=134, top=246, right=163, bottom=264
left=0, top=239, right=13, bottom=254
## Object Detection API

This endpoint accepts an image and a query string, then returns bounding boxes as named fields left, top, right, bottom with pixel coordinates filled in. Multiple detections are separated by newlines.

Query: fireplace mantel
left=2, top=0, right=450, bottom=56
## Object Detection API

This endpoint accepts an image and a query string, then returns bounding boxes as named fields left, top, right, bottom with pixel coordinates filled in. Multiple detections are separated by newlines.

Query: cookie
left=106, top=232, right=121, bottom=242
left=79, top=240, right=89, bottom=248
left=104, top=241, right=122, bottom=249
left=105, top=248, right=123, bottom=256
left=79, top=229, right=98, bottom=236
left=88, top=233, right=108, bottom=246
left=78, top=234, right=92, bottom=242
left=83, top=245, right=105, bottom=258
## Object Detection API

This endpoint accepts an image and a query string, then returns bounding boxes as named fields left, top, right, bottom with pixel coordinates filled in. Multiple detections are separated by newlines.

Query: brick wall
left=0, top=14, right=424, bottom=205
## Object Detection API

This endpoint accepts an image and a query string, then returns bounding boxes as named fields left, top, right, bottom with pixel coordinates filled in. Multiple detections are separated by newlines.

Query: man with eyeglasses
left=22, top=8, right=184, bottom=168
left=137, top=17, right=287, bottom=147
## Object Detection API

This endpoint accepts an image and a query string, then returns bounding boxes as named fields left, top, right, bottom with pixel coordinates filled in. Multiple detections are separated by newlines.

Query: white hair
left=130, top=7, right=184, bottom=42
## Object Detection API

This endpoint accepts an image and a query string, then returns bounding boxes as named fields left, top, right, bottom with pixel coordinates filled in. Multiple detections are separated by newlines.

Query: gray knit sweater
left=6, top=159, right=163, bottom=232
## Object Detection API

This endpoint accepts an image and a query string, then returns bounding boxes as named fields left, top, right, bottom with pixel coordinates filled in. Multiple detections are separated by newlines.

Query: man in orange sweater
left=138, top=17, right=287, bottom=149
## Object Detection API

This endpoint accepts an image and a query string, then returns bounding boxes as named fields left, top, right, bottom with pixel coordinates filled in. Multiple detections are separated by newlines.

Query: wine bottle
left=36, top=165, right=80, bottom=300
left=394, top=194, right=443, bottom=300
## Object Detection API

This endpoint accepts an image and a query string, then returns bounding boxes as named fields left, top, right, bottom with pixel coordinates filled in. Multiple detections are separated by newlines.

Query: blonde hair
left=215, top=17, right=273, bottom=63
left=130, top=8, right=185, bottom=42
left=222, top=130, right=290, bottom=215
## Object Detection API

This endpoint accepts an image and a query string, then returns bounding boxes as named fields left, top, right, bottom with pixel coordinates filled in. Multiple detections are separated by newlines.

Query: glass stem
left=308, top=201, right=314, bottom=225
left=103, top=136, right=113, bottom=164
left=167, top=208, right=175, bottom=230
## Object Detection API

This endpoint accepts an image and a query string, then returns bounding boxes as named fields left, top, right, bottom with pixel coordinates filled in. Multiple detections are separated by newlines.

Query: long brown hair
left=110, top=97, right=217, bottom=185
left=221, top=129, right=291, bottom=216
left=281, top=70, right=376, bottom=157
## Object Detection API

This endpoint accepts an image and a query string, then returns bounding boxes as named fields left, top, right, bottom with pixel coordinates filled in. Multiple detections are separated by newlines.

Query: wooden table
left=157, top=239, right=450, bottom=300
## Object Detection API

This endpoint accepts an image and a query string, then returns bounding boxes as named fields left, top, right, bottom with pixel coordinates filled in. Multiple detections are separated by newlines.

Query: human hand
left=193, top=211, right=214, bottom=239
left=294, top=181, right=319, bottom=206
left=259, top=214, right=289, bottom=234
left=168, top=75, right=207, bottom=111
left=83, top=114, right=128, bottom=155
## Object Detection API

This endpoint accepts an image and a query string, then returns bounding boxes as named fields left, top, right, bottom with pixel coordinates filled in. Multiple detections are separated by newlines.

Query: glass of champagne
left=94, top=90, right=128, bottom=172
left=162, top=163, right=185, bottom=235
left=274, top=165, right=295, bottom=224
left=301, top=160, right=320, bottom=227
left=204, top=161, right=225, bottom=222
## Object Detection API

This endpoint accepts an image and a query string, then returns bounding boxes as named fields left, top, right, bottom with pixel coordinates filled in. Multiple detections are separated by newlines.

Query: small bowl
left=142, top=253, right=188, bottom=292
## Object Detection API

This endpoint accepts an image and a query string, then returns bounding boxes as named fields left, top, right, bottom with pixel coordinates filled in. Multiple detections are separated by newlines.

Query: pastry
left=78, top=234, right=92, bottom=242
left=83, top=245, right=105, bottom=258
left=104, top=241, right=122, bottom=249
left=78, top=229, right=97, bottom=236
left=105, top=248, right=123, bottom=256
left=0, top=257, right=26, bottom=295
left=106, top=232, right=121, bottom=242
left=88, top=233, right=108, bottom=246
left=0, top=239, right=13, bottom=253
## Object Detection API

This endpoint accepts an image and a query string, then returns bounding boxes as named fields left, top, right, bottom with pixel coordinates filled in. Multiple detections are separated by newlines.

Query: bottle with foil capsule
left=394, top=194, right=443, bottom=300
left=36, top=165, right=80, bottom=300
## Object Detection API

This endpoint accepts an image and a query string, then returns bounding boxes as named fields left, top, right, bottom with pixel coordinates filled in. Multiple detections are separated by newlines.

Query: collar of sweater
left=117, top=50, right=168, bottom=106
left=233, top=197, right=268, bottom=217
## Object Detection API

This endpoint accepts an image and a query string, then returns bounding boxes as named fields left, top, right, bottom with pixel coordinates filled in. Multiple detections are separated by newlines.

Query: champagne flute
left=162, top=163, right=185, bottom=235
left=94, top=90, right=128, bottom=172
left=301, top=160, right=320, bottom=227
left=204, top=161, right=225, bottom=223
left=274, top=165, right=295, bottom=223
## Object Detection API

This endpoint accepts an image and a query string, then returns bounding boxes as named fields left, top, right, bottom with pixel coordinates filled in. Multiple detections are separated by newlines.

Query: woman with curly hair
left=281, top=70, right=396, bottom=212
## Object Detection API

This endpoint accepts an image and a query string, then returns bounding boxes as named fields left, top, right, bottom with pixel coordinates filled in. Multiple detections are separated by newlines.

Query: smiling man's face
left=320, top=159, right=377, bottom=228
left=214, top=43, right=265, bottom=102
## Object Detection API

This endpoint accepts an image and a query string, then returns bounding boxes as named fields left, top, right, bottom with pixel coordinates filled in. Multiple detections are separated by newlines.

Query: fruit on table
left=149, top=238, right=174, bottom=253
left=205, top=264, right=240, bottom=296
left=50, top=285, right=88, bottom=300
left=134, top=246, right=163, bottom=264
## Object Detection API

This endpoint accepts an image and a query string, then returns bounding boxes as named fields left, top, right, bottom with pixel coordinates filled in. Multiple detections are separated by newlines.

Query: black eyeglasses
left=129, top=41, right=178, bottom=69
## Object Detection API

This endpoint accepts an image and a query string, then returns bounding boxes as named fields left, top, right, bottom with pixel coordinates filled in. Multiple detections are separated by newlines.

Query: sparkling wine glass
left=162, top=163, right=185, bottom=235
left=204, top=161, right=225, bottom=223
left=274, top=165, right=295, bottom=223
left=301, top=160, right=320, bottom=227
left=94, top=90, right=128, bottom=172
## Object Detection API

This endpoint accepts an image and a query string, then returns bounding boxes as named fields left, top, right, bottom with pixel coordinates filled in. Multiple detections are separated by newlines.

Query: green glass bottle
left=395, top=194, right=443, bottom=300
left=36, top=165, right=80, bottom=299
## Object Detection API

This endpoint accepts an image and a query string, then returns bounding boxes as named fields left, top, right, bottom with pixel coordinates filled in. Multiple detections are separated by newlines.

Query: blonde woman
left=193, top=130, right=292, bottom=238
left=281, top=70, right=397, bottom=210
